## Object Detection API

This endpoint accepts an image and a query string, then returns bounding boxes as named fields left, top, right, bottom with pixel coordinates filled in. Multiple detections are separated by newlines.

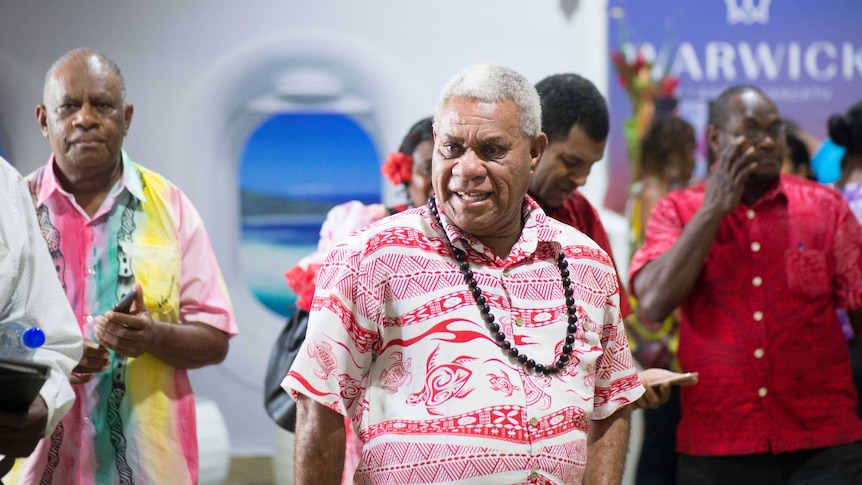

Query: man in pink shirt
left=13, top=48, right=238, bottom=485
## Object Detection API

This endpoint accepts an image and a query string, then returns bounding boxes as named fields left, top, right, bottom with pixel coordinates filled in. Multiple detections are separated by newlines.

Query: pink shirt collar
left=35, top=150, right=147, bottom=212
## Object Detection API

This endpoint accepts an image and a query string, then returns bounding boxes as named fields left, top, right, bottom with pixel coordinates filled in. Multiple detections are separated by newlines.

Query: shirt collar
left=36, top=150, right=147, bottom=208
left=748, top=173, right=788, bottom=208
left=119, top=151, right=147, bottom=202
left=435, top=195, right=562, bottom=264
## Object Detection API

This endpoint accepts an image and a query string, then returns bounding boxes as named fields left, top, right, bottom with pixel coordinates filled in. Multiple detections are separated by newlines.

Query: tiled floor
left=225, top=456, right=275, bottom=485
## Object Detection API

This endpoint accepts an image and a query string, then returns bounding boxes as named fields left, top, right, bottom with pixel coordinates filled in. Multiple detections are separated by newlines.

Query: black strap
left=0, top=455, right=14, bottom=483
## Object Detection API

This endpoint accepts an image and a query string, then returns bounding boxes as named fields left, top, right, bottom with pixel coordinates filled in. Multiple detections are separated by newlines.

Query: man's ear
left=530, top=132, right=548, bottom=173
left=706, top=125, right=721, bottom=162
left=123, top=104, right=134, bottom=136
left=36, top=105, right=49, bottom=139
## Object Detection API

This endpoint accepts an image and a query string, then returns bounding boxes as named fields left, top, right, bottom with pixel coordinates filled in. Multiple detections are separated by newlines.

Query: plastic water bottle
left=0, top=321, right=46, bottom=361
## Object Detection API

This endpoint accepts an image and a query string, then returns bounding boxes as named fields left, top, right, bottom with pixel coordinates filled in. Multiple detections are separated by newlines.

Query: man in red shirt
left=531, top=74, right=690, bottom=413
left=532, top=73, right=692, bottom=484
left=531, top=73, right=632, bottom=320
left=630, top=85, right=862, bottom=483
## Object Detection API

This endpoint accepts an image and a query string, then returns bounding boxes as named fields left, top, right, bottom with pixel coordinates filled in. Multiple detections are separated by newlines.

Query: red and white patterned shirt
left=630, top=174, right=862, bottom=456
left=283, top=197, right=643, bottom=485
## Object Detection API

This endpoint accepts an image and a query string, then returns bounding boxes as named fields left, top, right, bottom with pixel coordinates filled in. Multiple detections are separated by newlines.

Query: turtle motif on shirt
left=488, top=371, right=521, bottom=397
left=380, top=351, right=412, bottom=394
left=407, top=346, right=476, bottom=415
left=309, top=341, right=337, bottom=380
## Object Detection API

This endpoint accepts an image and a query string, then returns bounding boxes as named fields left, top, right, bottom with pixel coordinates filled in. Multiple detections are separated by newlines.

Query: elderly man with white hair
left=283, top=63, right=644, bottom=485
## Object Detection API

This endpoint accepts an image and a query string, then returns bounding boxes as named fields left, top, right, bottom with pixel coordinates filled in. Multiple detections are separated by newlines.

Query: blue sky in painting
left=239, top=112, right=381, bottom=201
left=238, top=112, right=383, bottom=316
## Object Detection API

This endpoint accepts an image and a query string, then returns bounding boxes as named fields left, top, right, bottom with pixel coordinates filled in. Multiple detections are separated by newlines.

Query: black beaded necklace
left=428, top=196, right=578, bottom=375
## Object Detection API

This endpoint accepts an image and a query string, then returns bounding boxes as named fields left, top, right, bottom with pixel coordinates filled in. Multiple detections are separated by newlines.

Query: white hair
left=434, top=63, right=542, bottom=137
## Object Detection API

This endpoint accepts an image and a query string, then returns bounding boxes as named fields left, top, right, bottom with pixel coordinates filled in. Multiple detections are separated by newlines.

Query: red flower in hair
left=381, top=152, right=413, bottom=185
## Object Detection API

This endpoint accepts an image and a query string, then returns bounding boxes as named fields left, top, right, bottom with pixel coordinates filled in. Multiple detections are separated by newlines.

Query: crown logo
left=724, top=0, right=771, bottom=25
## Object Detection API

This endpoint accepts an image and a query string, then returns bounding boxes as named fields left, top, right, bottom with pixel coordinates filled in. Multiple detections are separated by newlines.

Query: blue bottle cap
left=22, top=327, right=46, bottom=349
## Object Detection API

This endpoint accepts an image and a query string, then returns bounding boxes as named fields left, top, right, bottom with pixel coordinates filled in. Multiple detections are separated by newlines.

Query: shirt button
left=84, top=417, right=91, bottom=424
left=746, top=209, right=756, bottom=220
left=87, top=268, right=96, bottom=275
left=752, top=276, right=762, bottom=287
left=529, top=417, right=539, bottom=427
left=754, top=348, right=764, bottom=359
left=758, top=387, right=768, bottom=397
left=529, top=470, right=539, bottom=481
left=751, top=242, right=761, bottom=252
left=515, top=317, right=524, bottom=326
left=503, top=267, right=511, bottom=276
left=85, top=315, right=94, bottom=323
left=753, top=311, right=763, bottom=321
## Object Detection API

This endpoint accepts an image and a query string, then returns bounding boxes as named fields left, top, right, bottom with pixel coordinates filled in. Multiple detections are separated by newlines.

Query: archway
left=172, top=30, right=427, bottom=454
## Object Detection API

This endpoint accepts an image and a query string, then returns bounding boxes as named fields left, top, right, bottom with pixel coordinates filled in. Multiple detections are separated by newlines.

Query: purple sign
left=606, top=0, right=862, bottom=212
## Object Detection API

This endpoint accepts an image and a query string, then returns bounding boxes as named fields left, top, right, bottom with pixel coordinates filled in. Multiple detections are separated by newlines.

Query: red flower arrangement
left=611, top=43, right=681, bottom=181
left=381, top=152, right=413, bottom=185
left=659, top=76, right=680, bottom=100
left=610, top=45, right=679, bottom=116
left=285, top=262, right=321, bottom=312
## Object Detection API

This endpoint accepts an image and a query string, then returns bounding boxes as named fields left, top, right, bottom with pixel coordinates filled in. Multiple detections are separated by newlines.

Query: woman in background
left=626, top=115, right=697, bottom=485
left=626, top=117, right=696, bottom=375
left=629, top=116, right=697, bottom=252
left=381, top=116, right=434, bottom=212
left=781, top=119, right=817, bottom=181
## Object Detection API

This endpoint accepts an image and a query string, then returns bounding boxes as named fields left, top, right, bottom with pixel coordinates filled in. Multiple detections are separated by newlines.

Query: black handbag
left=263, top=307, right=309, bottom=431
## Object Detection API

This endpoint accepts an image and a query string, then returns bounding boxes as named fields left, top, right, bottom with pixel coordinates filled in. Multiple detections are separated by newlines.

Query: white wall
left=0, top=0, right=612, bottom=454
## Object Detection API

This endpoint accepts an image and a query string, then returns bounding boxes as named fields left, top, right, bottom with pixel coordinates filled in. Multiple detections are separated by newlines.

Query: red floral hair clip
left=381, top=152, right=413, bottom=185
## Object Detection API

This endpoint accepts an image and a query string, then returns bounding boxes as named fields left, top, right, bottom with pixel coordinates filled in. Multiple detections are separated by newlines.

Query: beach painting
left=239, top=112, right=380, bottom=317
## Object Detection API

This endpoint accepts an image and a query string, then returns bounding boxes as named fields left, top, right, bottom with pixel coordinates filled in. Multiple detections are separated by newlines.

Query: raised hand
left=703, top=135, right=757, bottom=216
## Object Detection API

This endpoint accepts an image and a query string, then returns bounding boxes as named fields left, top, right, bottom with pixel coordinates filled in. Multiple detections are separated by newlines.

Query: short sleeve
left=628, top=195, right=685, bottom=298
left=591, top=289, right=644, bottom=419
left=176, top=192, right=238, bottom=336
left=281, top=241, right=378, bottom=420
